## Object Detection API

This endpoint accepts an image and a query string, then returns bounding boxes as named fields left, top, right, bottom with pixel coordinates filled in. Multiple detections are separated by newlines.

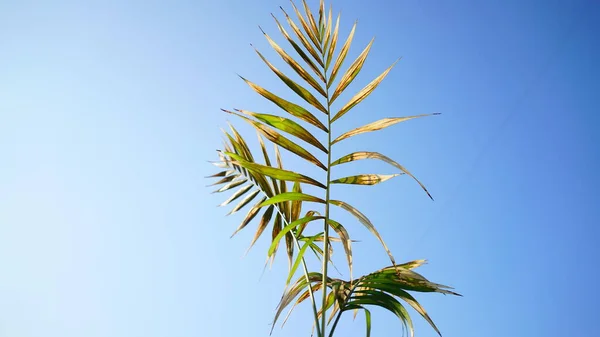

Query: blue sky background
left=1, top=0, right=599, bottom=336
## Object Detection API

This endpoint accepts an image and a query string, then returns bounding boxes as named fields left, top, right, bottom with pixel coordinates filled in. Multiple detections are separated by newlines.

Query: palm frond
left=211, top=1, right=457, bottom=336
left=274, top=261, right=461, bottom=336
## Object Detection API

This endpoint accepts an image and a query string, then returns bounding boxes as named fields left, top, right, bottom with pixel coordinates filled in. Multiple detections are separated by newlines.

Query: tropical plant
left=208, top=1, right=459, bottom=336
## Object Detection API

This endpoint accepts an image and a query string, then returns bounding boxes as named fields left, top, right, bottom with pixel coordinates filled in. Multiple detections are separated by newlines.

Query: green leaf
left=300, top=0, right=321, bottom=45
left=329, top=200, right=396, bottom=266
left=244, top=110, right=327, bottom=153
left=289, top=1, right=322, bottom=53
left=208, top=174, right=237, bottom=187
left=252, top=46, right=327, bottom=113
left=285, top=230, right=294, bottom=271
left=244, top=205, right=275, bottom=251
left=227, top=189, right=260, bottom=215
left=219, top=184, right=252, bottom=206
left=360, top=265, right=461, bottom=295
left=229, top=124, right=255, bottom=162
left=325, top=12, right=340, bottom=71
left=331, top=59, right=399, bottom=123
left=222, top=131, right=270, bottom=188
left=285, top=282, right=325, bottom=328
left=287, top=234, right=319, bottom=285
left=225, top=152, right=325, bottom=188
left=331, top=151, right=433, bottom=200
left=290, top=182, right=302, bottom=221
left=256, top=134, right=279, bottom=197
left=225, top=110, right=327, bottom=170
left=272, top=14, right=325, bottom=83
left=350, top=290, right=414, bottom=337
left=317, top=0, right=325, bottom=34
left=364, top=309, right=372, bottom=337
left=231, top=196, right=267, bottom=237
left=260, top=192, right=326, bottom=207
left=328, top=21, right=356, bottom=88
left=273, top=272, right=324, bottom=331
left=273, top=146, right=293, bottom=223
left=331, top=174, right=399, bottom=185
left=332, top=114, right=439, bottom=144
left=239, top=76, right=328, bottom=132
left=211, top=178, right=246, bottom=193
left=205, top=170, right=230, bottom=178
left=261, top=28, right=326, bottom=97
left=390, top=288, right=442, bottom=336
left=280, top=7, right=324, bottom=67
left=397, top=259, right=427, bottom=270
left=268, top=215, right=323, bottom=257
left=330, top=38, right=374, bottom=104
left=270, top=213, right=283, bottom=264
left=327, top=219, right=353, bottom=280
left=323, top=6, right=333, bottom=52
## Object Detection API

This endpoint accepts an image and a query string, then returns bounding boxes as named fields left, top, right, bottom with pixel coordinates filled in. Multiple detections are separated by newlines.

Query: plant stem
left=270, top=203, right=322, bottom=337
left=291, top=232, right=322, bottom=337
left=321, top=43, right=333, bottom=337
left=328, top=278, right=361, bottom=337
left=239, top=170, right=322, bottom=336
left=328, top=310, right=343, bottom=337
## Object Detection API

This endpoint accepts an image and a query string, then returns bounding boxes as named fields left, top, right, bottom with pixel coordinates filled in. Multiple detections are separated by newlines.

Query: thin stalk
left=268, top=201, right=323, bottom=337
left=231, top=162, right=322, bottom=337
left=328, top=310, right=343, bottom=337
left=276, top=204, right=324, bottom=337
left=291, top=228, right=322, bottom=336
left=320, top=36, right=333, bottom=337
left=328, top=276, right=362, bottom=337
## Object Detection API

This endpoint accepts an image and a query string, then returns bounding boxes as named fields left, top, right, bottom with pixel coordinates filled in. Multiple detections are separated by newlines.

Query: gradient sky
left=1, top=1, right=599, bottom=336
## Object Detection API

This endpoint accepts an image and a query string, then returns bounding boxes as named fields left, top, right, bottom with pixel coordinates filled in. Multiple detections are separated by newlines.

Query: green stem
left=237, top=168, right=322, bottom=337
left=321, top=44, right=333, bottom=337
left=291, top=231, right=322, bottom=337
left=328, top=309, right=343, bottom=337
left=270, top=203, right=322, bottom=337
left=328, top=279, right=361, bottom=337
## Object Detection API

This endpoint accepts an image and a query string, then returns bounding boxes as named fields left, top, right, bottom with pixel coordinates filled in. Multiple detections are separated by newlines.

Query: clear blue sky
left=1, top=0, right=599, bottom=336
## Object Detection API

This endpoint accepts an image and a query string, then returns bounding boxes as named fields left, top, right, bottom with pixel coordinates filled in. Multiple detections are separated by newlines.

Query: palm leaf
left=239, top=76, right=328, bottom=132
left=252, top=45, right=327, bottom=113
left=227, top=189, right=261, bottom=215
left=328, top=20, right=357, bottom=88
left=290, top=181, right=303, bottom=221
left=231, top=196, right=267, bottom=237
left=244, top=205, right=275, bottom=251
left=260, top=27, right=326, bottom=97
left=327, top=219, right=353, bottom=280
left=261, top=192, right=326, bottom=207
left=268, top=215, right=324, bottom=257
left=271, top=13, right=325, bottom=83
left=211, top=2, right=456, bottom=337
left=329, top=199, right=396, bottom=266
left=287, top=233, right=320, bottom=285
left=331, top=151, right=433, bottom=199
left=300, top=0, right=321, bottom=44
left=330, top=38, right=374, bottom=104
left=331, top=59, right=400, bottom=123
left=331, top=174, right=399, bottom=185
left=226, top=152, right=325, bottom=188
left=280, top=6, right=324, bottom=67
left=219, top=184, right=253, bottom=207
left=289, top=1, right=321, bottom=52
left=225, top=111, right=327, bottom=170
left=332, top=113, right=440, bottom=144
left=237, top=109, right=327, bottom=152
left=325, top=11, right=340, bottom=70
